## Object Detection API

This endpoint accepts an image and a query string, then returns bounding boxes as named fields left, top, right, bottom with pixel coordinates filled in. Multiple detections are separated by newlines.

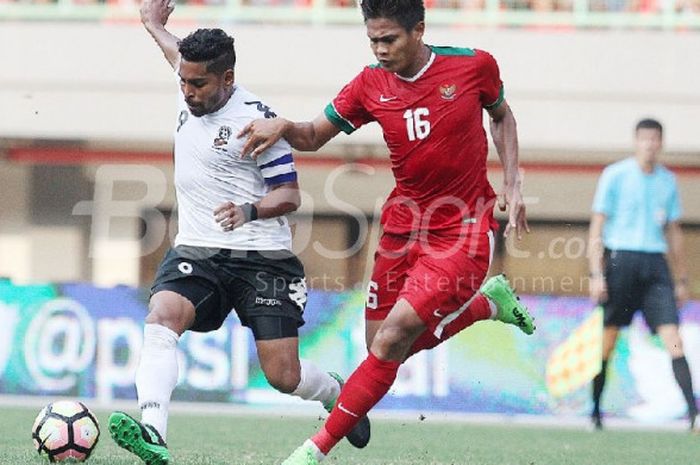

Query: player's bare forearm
left=239, top=114, right=340, bottom=158
left=588, top=212, right=608, bottom=303
left=213, top=182, right=300, bottom=232
left=283, top=121, right=324, bottom=152
left=255, top=182, right=301, bottom=219
left=489, top=102, right=520, bottom=188
left=588, top=213, right=606, bottom=276
left=667, top=221, right=690, bottom=307
left=488, top=102, right=527, bottom=238
left=141, top=0, right=180, bottom=69
left=667, top=222, right=688, bottom=283
left=284, top=114, right=340, bottom=153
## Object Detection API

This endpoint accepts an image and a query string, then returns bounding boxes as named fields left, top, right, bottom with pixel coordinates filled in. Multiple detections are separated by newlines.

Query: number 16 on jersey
left=403, top=108, right=430, bottom=141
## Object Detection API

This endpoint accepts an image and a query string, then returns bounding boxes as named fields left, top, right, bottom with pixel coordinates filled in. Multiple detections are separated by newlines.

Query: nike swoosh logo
left=433, top=308, right=445, bottom=318
left=379, top=95, right=397, bottom=102
left=337, top=402, right=359, bottom=418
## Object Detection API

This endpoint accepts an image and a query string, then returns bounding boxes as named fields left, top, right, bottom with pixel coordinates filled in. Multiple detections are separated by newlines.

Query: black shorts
left=150, top=246, right=307, bottom=339
left=603, top=249, right=679, bottom=330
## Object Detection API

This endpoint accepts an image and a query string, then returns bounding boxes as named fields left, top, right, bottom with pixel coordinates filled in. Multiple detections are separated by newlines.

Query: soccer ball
left=32, top=400, right=100, bottom=462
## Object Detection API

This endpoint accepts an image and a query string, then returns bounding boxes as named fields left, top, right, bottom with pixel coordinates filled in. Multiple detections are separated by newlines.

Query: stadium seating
left=0, top=0, right=698, bottom=15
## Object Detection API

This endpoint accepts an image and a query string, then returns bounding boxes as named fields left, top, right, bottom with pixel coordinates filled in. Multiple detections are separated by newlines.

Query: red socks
left=408, top=294, right=492, bottom=356
left=311, top=353, right=401, bottom=455
left=310, top=295, right=491, bottom=455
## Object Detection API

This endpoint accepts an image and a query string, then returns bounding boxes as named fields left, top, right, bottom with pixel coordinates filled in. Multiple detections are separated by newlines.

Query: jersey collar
left=395, top=51, right=436, bottom=83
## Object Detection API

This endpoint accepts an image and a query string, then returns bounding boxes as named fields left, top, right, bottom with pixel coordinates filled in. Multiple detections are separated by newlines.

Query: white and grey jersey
left=172, top=84, right=297, bottom=251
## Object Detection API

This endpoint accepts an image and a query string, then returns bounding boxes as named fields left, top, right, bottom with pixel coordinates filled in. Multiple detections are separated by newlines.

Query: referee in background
left=588, top=118, right=697, bottom=431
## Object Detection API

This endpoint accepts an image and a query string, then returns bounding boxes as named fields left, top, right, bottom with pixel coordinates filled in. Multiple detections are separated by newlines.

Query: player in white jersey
left=107, top=1, right=369, bottom=463
left=173, top=80, right=297, bottom=251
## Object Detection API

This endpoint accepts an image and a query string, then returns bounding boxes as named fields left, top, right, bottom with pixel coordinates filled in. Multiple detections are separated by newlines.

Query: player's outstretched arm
left=213, top=182, right=301, bottom=232
left=239, top=114, right=341, bottom=159
left=140, top=0, right=180, bottom=69
left=488, top=101, right=529, bottom=239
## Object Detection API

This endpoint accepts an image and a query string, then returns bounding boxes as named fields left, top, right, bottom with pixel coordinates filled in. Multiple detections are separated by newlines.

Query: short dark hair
left=635, top=118, right=663, bottom=136
left=360, top=0, right=425, bottom=31
left=178, top=28, right=236, bottom=74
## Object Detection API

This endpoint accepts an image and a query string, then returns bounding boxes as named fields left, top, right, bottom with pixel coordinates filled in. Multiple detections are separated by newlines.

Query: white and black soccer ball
left=32, top=400, right=100, bottom=462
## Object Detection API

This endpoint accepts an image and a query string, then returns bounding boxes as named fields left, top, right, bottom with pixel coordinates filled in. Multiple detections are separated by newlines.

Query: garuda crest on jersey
left=213, top=125, right=232, bottom=147
left=439, top=84, right=457, bottom=101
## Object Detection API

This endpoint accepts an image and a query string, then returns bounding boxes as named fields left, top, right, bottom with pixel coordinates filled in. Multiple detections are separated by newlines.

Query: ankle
left=311, top=428, right=339, bottom=456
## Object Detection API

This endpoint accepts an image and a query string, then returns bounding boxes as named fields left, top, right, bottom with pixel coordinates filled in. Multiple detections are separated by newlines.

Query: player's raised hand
left=214, top=201, right=246, bottom=232
left=140, top=0, right=175, bottom=28
left=499, top=182, right=529, bottom=240
left=238, top=118, right=288, bottom=159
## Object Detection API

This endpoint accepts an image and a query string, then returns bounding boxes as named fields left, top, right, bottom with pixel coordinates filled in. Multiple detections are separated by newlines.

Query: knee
left=147, top=292, right=193, bottom=335
left=657, top=325, right=685, bottom=357
left=265, top=367, right=301, bottom=394
left=371, top=325, right=412, bottom=360
left=664, top=335, right=684, bottom=357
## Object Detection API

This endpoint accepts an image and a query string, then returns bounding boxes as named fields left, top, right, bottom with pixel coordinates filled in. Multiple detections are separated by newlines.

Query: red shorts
left=365, top=229, right=494, bottom=338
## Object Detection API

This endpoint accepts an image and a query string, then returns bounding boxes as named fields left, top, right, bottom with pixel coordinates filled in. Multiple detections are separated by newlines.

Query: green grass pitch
left=5, top=405, right=699, bottom=465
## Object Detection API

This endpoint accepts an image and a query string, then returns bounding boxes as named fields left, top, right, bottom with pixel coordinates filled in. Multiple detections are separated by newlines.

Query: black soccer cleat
left=346, top=414, right=371, bottom=449
left=327, top=372, right=371, bottom=448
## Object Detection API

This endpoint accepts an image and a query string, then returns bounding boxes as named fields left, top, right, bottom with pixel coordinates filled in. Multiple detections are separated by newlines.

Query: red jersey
left=325, top=46, right=503, bottom=235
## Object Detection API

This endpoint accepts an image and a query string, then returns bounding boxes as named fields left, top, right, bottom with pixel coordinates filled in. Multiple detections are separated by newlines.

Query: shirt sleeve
left=477, top=50, right=505, bottom=110
left=668, top=175, right=682, bottom=222
left=592, top=167, right=616, bottom=215
left=324, top=69, right=374, bottom=134
left=256, top=138, right=297, bottom=187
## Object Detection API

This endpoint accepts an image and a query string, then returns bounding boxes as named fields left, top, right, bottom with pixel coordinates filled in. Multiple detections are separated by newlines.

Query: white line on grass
left=0, top=394, right=688, bottom=433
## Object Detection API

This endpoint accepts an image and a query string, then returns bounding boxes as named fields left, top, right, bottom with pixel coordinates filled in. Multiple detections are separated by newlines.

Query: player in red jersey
left=240, top=1, right=535, bottom=463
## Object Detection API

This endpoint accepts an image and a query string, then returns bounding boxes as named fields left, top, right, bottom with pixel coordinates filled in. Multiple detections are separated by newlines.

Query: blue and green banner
left=1, top=279, right=698, bottom=421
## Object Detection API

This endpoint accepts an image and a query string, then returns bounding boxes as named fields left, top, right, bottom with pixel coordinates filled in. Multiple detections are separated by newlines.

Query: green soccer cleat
left=326, top=372, right=371, bottom=448
left=281, top=441, right=321, bottom=465
left=108, top=411, right=170, bottom=465
left=480, top=274, right=535, bottom=335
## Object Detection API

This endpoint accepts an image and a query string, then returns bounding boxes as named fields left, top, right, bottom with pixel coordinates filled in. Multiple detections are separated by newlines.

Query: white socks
left=136, top=330, right=337, bottom=440
left=135, top=324, right=179, bottom=440
left=304, top=439, right=326, bottom=462
left=291, top=359, right=341, bottom=410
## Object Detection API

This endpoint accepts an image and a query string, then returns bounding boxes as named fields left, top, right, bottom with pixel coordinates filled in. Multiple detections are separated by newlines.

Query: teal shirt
left=592, top=157, right=682, bottom=253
